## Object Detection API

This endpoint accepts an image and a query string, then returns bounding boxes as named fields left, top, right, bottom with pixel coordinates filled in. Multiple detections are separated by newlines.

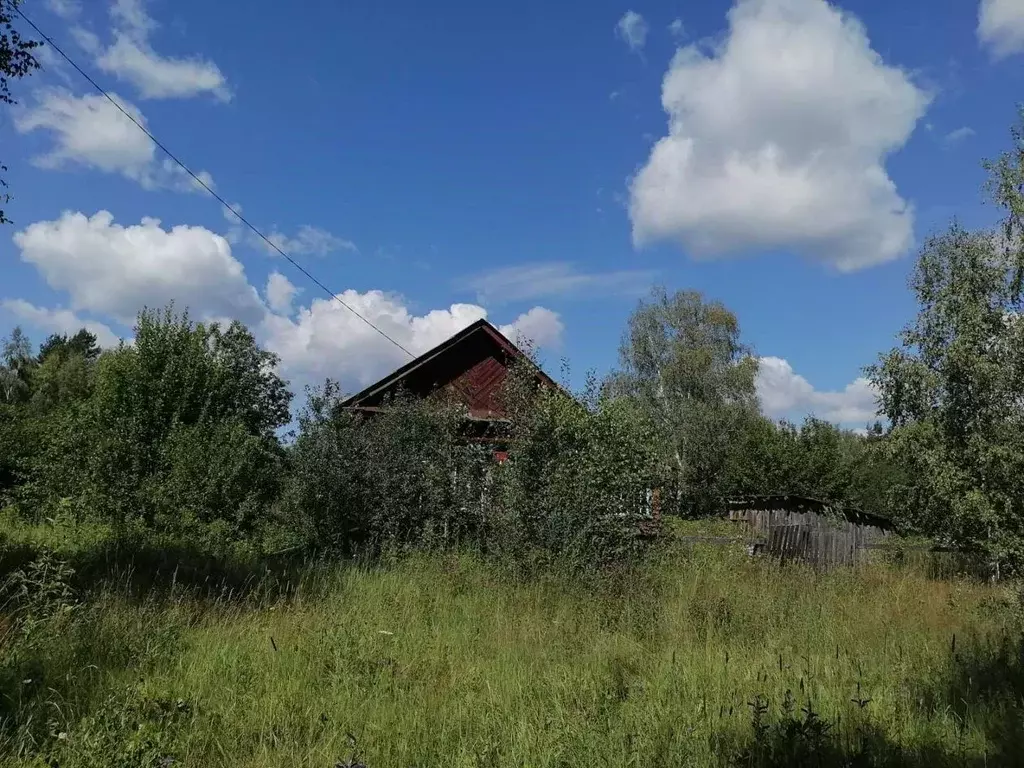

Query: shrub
left=491, top=378, right=668, bottom=565
left=284, top=381, right=489, bottom=555
left=23, top=307, right=291, bottom=548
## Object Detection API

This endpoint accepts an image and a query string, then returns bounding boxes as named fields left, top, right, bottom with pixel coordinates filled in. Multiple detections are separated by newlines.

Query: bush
left=491, top=379, right=668, bottom=565
left=283, top=372, right=666, bottom=567
left=284, top=381, right=491, bottom=555
left=20, top=307, right=291, bottom=549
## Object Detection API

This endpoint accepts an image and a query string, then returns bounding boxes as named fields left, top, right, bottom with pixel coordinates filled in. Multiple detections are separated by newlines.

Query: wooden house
left=725, top=494, right=894, bottom=568
left=339, top=318, right=560, bottom=461
left=340, top=319, right=662, bottom=535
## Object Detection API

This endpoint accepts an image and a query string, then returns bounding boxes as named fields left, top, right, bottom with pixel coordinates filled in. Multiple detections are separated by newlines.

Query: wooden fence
left=758, top=523, right=874, bottom=569
left=725, top=496, right=894, bottom=571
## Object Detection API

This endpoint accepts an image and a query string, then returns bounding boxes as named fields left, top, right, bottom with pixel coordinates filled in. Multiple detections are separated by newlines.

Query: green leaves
left=865, top=114, right=1024, bottom=572
left=6, top=306, right=293, bottom=546
left=608, top=287, right=761, bottom=516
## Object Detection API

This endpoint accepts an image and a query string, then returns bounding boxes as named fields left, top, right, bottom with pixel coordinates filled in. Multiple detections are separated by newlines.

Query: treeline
left=0, top=306, right=673, bottom=566
left=1, top=116, right=1023, bottom=573
left=0, top=299, right=890, bottom=569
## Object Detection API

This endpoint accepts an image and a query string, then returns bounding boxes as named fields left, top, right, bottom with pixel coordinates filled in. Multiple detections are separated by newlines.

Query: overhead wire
left=13, top=5, right=417, bottom=361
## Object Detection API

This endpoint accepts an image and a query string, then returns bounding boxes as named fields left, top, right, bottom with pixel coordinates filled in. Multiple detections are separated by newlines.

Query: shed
left=725, top=494, right=894, bottom=568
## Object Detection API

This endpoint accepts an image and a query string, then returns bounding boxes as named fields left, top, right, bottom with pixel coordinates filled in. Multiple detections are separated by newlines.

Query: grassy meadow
left=2, top=520, right=1023, bottom=767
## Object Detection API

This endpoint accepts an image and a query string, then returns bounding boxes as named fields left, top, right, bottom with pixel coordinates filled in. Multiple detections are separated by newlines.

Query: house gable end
left=340, top=319, right=556, bottom=418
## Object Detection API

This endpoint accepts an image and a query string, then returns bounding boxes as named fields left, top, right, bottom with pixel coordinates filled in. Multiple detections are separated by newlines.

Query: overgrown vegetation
left=0, top=537, right=1021, bottom=766
left=1, top=90, right=1024, bottom=768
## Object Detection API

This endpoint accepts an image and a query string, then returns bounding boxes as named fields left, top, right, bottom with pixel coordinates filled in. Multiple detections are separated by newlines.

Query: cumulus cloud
left=0, top=299, right=121, bottom=349
left=756, top=356, right=878, bottom=425
left=499, top=306, right=564, bottom=350
left=13, top=211, right=265, bottom=326
left=668, top=18, right=685, bottom=38
left=16, top=89, right=152, bottom=174
left=262, top=294, right=563, bottom=393
left=978, top=0, right=1024, bottom=58
left=463, top=262, right=655, bottom=304
left=265, top=272, right=299, bottom=315
left=11, top=210, right=562, bottom=395
left=630, top=0, right=929, bottom=271
left=14, top=88, right=214, bottom=192
left=95, top=0, right=230, bottom=101
left=616, top=11, right=648, bottom=52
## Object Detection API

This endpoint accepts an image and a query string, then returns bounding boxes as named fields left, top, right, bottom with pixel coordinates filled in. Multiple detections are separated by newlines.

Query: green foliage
left=13, top=308, right=292, bottom=549
left=0, top=0, right=41, bottom=225
left=285, top=381, right=485, bottom=555
left=0, top=326, right=33, bottom=404
left=285, top=369, right=662, bottom=566
left=609, top=286, right=761, bottom=516
left=27, top=329, right=101, bottom=414
left=0, top=543, right=1017, bottom=767
left=41, top=687, right=197, bottom=768
left=0, top=327, right=105, bottom=505
left=867, top=117, right=1024, bottom=569
left=494, top=378, right=666, bottom=563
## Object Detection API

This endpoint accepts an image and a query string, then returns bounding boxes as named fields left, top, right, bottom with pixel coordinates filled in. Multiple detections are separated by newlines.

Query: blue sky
left=1, top=0, right=1022, bottom=426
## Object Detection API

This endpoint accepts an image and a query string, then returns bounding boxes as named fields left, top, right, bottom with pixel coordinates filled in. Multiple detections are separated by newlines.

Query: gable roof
left=339, top=318, right=560, bottom=411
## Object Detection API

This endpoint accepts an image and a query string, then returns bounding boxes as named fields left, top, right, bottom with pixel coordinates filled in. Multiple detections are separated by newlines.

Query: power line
left=13, top=5, right=417, bottom=361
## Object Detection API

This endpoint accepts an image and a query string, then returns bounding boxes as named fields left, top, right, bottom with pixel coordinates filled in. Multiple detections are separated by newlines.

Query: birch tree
left=868, top=113, right=1024, bottom=573
left=609, top=287, right=759, bottom=515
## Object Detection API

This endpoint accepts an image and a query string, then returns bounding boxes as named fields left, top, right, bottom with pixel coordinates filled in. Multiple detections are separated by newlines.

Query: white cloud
left=499, top=307, right=564, bottom=350
left=33, top=43, right=76, bottom=85
left=14, top=88, right=214, bottom=192
left=756, top=356, right=878, bottom=425
left=463, top=262, right=655, bottom=304
left=13, top=211, right=265, bottom=326
left=265, top=272, right=299, bottom=315
left=262, top=294, right=562, bottom=392
left=0, top=299, right=121, bottom=349
left=110, top=0, right=156, bottom=39
left=944, top=126, right=975, bottom=145
left=71, top=27, right=101, bottom=55
left=16, top=89, right=152, bottom=174
left=45, top=0, right=80, bottom=20
left=616, top=11, right=649, bottom=52
left=630, top=0, right=929, bottom=272
left=221, top=202, right=244, bottom=245
left=260, top=225, right=357, bottom=258
left=97, top=37, right=230, bottom=101
left=668, top=18, right=685, bottom=38
left=979, top=0, right=1024, bottom=58
left=11, top=209, right=564, bottom=396
left=96, top=0, right=230, bottom=101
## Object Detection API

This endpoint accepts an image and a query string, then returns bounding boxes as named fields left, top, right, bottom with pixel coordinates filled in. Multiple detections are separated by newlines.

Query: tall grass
left=2, top=538, right=1022, bottom=767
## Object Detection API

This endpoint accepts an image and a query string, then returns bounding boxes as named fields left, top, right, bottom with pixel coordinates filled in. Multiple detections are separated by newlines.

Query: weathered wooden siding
left=728, top=501, right=892, bottom=570
left=445, top=355, right=509, bottom=419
